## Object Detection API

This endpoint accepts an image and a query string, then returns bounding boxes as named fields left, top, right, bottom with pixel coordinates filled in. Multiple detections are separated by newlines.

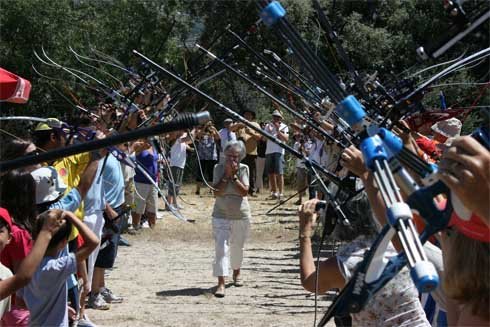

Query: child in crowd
left=0, top=207, right=64, bottom=318
left=132, top=138, right=159, bottom=229
left=0, top=169, right=38, bottom=326
left=19, top=209, right=99, bottom=327
left=166, top=131, right=194, bottom=210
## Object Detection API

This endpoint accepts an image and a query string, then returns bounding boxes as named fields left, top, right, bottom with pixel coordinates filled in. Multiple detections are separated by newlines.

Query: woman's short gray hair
left=223, top=140, right=246, bottom=161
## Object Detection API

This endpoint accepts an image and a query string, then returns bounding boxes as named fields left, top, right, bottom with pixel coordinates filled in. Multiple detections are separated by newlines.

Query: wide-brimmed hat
left=31, top=166, right=67, bottom=204
left=272, top=110, right=283, bottom=118
left=431, top=118, right=462, bottom=139
left=241, top=107, right=256, bottom=118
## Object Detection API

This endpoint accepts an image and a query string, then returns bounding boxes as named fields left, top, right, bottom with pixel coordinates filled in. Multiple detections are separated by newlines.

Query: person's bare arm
left=76, top=157, right=100, bottom=199
left=340, top=146, right=403, bottom=251
left=228, top=123, right=243, bottom=132
left=231, top=176, right=249, bottom=197
left=0, top=213, right=62, bottom=300
left=319, top=120, right=334, bottom=132
left=210, top=127, right=220, bottom=141
left=104, top=203, right=118, bottom=221
left=63, top=211, right=99, bottom=262
left=212, top=165, right=228, bottom=197
left=212, top=162, right=249, bottom=196
left=248, top=124, right=262, bottom=140
left=298, top=199, right=345, bottom=293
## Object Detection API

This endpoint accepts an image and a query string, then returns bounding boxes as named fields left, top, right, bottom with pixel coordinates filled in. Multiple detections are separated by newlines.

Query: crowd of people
left=0, top=76, right=488, bottom=327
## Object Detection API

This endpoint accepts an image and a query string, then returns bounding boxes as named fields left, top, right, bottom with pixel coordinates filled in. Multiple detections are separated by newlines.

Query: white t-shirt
left=265, top=122, right=289, bottom=155
left=0, top=263, right=12, bottom=317
left=218, top=128, right=236, bottom=153
left=170, top=136, right=187, bottom=169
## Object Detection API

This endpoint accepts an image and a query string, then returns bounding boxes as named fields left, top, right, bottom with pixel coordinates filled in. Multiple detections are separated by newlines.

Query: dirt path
left=89, top=185, right=336, bottom=326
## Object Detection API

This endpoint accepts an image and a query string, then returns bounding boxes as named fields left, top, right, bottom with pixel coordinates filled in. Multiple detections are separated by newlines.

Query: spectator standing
left=90, top=152, right=126, bottom=309
left=264, top=110, right=289, bottom=200
left=232, top=108, right=262, bottom=196
left=166, top=131, right=193, bottom=210
left=218, top=119, right=236, bottom=163
left=195, top=122, right=219, bottom=195
left=132, top=139, right=159, bottom=229
left=255, top=123, right=267, bottom=195
left=292, top=134, right=309, bottom=205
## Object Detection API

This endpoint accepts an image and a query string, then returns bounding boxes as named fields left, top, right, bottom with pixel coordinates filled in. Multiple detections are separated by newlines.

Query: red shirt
left=0, top=224, right=33, bottom=272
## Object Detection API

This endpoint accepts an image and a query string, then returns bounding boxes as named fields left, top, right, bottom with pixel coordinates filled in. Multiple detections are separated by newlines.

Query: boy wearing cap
left=264, top=109, right=289, bottom=200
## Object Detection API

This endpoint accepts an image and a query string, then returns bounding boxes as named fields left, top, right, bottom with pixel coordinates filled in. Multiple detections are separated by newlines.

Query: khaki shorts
left=133, top=182, right=158, bottom=214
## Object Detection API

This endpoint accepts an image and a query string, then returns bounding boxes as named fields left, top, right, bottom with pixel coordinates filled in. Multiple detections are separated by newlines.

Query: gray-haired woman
left=211, top=140, right=251, bottom=298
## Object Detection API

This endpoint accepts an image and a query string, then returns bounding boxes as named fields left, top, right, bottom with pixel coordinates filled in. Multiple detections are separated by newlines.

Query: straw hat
left=271, top=110, right=283, bottom=118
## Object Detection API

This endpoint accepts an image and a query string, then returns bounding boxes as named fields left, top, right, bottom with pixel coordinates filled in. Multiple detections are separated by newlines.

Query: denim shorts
left=265, top=153, right=284, bottom=174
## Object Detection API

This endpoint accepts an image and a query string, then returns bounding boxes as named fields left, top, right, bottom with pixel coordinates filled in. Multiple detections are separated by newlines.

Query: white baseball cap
left=30, top=166, right=67, bottom=204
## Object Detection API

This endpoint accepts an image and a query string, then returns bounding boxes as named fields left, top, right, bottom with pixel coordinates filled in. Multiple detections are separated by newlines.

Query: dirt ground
left=89, top=185, right=337, bottom=327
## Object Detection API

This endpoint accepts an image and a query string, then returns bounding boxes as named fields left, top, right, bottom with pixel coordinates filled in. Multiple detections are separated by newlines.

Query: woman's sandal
left=214, top=285, right=225, bottom=298
left=233, top=276, right=244, bottom=287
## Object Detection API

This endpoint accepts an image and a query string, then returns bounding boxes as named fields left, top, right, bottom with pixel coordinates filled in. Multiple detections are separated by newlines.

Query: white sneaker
left=87, top=293, right=110, bottom=310
left=156, top=212, right=165, bottom=219
left=100, top=287, right=123, bottom=303
left=141, top=221, right=150, bottom=229
left=77, top=314, right=97, bottom=327
left=176, top=203, right=184, bottom=210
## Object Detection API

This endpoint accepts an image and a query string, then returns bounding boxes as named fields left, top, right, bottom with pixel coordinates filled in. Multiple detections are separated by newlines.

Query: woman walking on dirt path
left=211, top=140, right=251, bottom=298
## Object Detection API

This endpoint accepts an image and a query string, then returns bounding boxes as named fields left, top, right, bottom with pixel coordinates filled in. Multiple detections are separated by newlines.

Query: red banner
left=0, top=68, right=32, bottom=104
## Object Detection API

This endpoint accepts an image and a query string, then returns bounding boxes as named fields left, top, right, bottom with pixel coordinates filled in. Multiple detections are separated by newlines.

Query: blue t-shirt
left=102, top=154, right=125, bottom=208
left=84, top=160, right=106, bottom=214
left=134, top=149, right=158, bottom=185
left=20, top=252, right=77, bottom=327
left=48, top=188, right=82, bottom=213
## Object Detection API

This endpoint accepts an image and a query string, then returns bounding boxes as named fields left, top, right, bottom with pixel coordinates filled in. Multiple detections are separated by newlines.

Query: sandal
left=214, top=285, right=225, bottom=298
left=233, top=277, right=244, bottom=287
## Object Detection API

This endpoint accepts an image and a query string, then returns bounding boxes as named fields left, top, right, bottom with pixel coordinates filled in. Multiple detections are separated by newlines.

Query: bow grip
left=260, top=1, right=286, bottom=27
